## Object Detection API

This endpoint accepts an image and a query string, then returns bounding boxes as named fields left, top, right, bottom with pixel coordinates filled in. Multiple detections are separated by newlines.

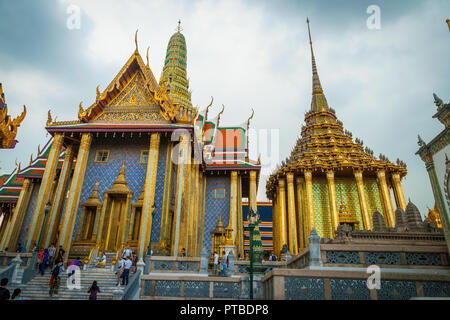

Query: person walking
left=37, top=248, right=44, bottom=271
left=130, top=252, right=138, bottom=274
left=48, top=244, right=56, bottom=266
left=0, top=278, right=10, bottom=300
left=40, top=249, right=49, bottom=275
left=49, top=261, right=64, bottom=297
left=56, top=246, right=65, bottom=264
left=87, top=281, right=101, bottom=300
left=15, top=243, right=25, bottom=253
left=121, top=256, right=132, bottom=286
left=220, top=251, right=228, bottom=277
left=180, top=248, right=186, bottom=257
left=11, top=288, right=24, bottom=300
left=122, top=245, right=132, bottom=259
left=68, top=257, right=81, bottom=284
left=213, top=251, right=219, bottom=276
left=116, top=256, right=125, bottom=286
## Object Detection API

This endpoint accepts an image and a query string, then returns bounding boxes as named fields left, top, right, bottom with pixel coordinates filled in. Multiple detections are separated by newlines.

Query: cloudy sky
left=0, top=0, right=449, bottom=216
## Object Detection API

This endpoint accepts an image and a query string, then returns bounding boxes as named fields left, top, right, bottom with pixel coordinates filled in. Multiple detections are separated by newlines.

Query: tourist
left=213, top=251, right=219, bottom=276
left=116, top=256, right=125, bottom=286
left=0, top=278, right=10, bottom=300
left=130, top=252, right=138, bottom=274
left=39, top=249, right=49, bottom=275
left=15, top=243, right=25, bottom=253
left=96, top=252, right=107, bottom=268
left=87, top=281, right=101, bottom=300
left=56, top=245, right=65, bottom=263
left=269, top=252, right=277, bottom=261
left=48, top=243, right=56, bottom=266
left=181, top=248, right=186, bottom=257
left=220, top=250, right=228, bottom=276
left=37, top=248, right=44, bottom=271
left=121, top=256, right=132, bottom=286
left=49, top=261, right=64, bottom=297
left=123, top=245, right=132, bottom=259
left=11, top=288, right=24, bottom=300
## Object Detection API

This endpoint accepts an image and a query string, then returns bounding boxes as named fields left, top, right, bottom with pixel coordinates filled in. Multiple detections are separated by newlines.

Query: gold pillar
left=180, top=144, right=192, bottom=254
left=354, top=170, right=372, bottom=230
left=43, top=144, right=74, bottom=248
left=304, top=170, right=315, bottom=236
left=25, top=133, right=64, bottom=250
left=286, top=173, right=298, bottom=255
left=138, top=133, right=161, bottom=260
left=249, top=171, right=257, bottom=212
left=295, top=177, right=305, bottom=250
left=237, top=174, right=244, bottom=259
left=197, top=172, right=207, bottom=254
left=229, top=171, right=238, bottom=251
left=187, top=164, right=197, bottom=256
left=326, top=170, right=339, bottom=237
left=57, top=133, right=92, bottom=260
left=272, top=196, right=279, bottom=256
left=278, top=178, right=288, bottom=249
left=171, top=135, right=189, bottom=256
left=191, top=164, right=200, bottom=256
left=392, top=173, right=406, bottom=211
left=377, top=169, right=395, bottom=227
left=159, top=142, right=173, bottom=249
left=1, top=178, right=33, bottom=251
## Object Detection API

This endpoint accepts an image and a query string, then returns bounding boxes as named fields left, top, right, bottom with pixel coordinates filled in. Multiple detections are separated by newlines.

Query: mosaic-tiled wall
left=18, top=182, right=40, bottom=246
left=202, top=175, right=230, bottom=254
left=335, top=177, right=363, bottom=230
left=70, top=135, right=168, bottom=243
left=312, top=176, right=332, bottom=238
left=364, top=177, right=384, bottom=221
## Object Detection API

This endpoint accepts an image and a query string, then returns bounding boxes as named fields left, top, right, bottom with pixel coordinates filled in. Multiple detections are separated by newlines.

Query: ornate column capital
left=304, top=170, right=312, bottom=181
left=278, top=177, right=286, bottom=188
left=286, top=172, right=294, bottom=184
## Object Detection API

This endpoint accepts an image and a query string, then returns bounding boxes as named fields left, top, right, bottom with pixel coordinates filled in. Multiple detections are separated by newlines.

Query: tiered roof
left=266, top=19, right=407, bottom=199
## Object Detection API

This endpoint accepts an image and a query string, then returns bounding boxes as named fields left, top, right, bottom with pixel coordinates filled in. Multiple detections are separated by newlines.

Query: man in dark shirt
left=56, top=246, right=65, bottom=263
left=0, top=278, right=10, bottom=300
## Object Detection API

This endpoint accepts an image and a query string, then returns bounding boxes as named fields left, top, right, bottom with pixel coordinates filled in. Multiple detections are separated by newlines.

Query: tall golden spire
left=306, top=18, right=329, bottom=112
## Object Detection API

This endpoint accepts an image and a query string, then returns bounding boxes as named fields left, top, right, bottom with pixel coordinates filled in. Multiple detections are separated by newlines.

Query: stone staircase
left=7, top=264, right=121, bottom=300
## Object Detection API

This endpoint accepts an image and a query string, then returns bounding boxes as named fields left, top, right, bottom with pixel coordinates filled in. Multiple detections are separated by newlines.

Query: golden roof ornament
left=135, top=29, right=139, bottom=52
left=446, top=19, right=450, bottom=32
left=106, top=161, right=132, bottom=194
left=217, top=104, right=225, bottom=127
left=46, top=110, right=52, bottom=126
left=96, top=85, right=101, bottom=100
left=146, top=46, right=149, bottom=67
left=83, top=180, right=102, bottom=207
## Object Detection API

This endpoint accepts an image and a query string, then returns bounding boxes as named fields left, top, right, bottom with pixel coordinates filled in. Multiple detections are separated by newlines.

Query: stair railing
left=0, top=263, right=16, bottom=284
left=21, top=249, right=39, bottom=284
left=122, top=268, right=142, bottom=300
left=84, top=246, right=98, bottom=270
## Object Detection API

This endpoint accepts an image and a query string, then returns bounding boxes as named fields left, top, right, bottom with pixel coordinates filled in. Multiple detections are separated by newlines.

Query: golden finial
left=146, top=46, right=149, bottom=67
left=79, top=101, right=84, bottom=113
left=447, top=19, right=450, bottom=32
left=29, top=154, right=33, bottom=166
left=135, top=29, right=139, bottom=52
left=96, top=85, right=101, bottom=99
left=205, top=96, right=213, bottom=121
left=177, top=20, right=183, bottom=33
left=217, top=104, right=225, bottom=123
left=37, top=144, right=41, bottom=156
left=247, top=108, right=254, bottom=130
left=46, top=110, right=52, bottom=126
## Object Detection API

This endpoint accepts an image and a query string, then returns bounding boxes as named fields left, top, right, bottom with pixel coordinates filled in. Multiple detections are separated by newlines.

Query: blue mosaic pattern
left=326, top=251, right=360, bottom=264
left=285, top=277, right=324, bottom=300
left=202, top=176, right=231, bottom=254
left=143, top=280, right=152, bottom=296
left=377, top=280, right=417, bottom=300
left=238, top=265, right=248, bottom=274
left=422, top=281, right=450, bottom=297
left=71, top=136, right=168, bottom=243
left=151, top=140, right=168, bottom=242
left=177, top=261, right=198, bottom=271
left=154, top=280, right=181, bottom=297
left=213, top=281, right=239, bottom=299
left=330, top=279, right=371, bottom=300
left=18, top=182, right=40, bottom=247
left=406, top=253, right=442, bottom=266
left=364, top=252, right=401, bottom=265
left=152, top=260, right=174, bottom=271
left=183, top=281, right=210, bottom=298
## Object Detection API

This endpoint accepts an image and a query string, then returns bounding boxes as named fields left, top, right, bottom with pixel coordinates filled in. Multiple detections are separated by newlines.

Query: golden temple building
left=266, top=19, right=408, bottom=256
left=0, top=24, right=261, bottom=263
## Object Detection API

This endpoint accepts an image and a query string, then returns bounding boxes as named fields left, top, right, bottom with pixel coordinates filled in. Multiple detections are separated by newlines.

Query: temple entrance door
left=104, top=194, right=127, bottom=252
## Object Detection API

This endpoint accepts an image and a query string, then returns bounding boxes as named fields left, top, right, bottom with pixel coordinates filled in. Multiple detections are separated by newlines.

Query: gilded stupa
left=159, top=20, right=193, bottom=111
left=266, top=19, right=408, bottom=256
